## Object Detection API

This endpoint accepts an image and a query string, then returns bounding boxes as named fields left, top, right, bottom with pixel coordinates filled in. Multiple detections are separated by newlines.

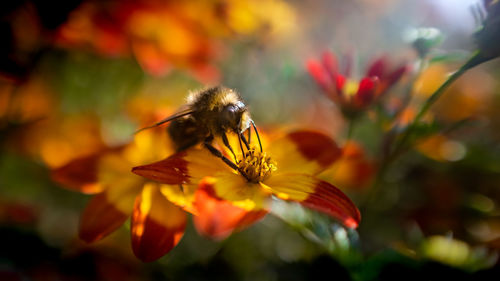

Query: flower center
left=344, top=79, right=359, bottom=98
left=237, top=149, right=277, bottom=183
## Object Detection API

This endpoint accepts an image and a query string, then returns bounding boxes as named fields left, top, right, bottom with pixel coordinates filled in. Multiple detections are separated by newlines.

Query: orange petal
left=193, top=178, right=267, bottom=240
left=268, top=130, right=341, bottom=175
left=51, top=154, right=103, bottom=194
left=263, top=173, right=360, bottom=228
left=79, top=192, right=129, bottom=243
left=131, top=183, right=186, bottom=262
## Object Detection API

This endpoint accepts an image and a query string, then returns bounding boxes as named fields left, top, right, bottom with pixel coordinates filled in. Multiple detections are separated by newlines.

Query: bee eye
left=222, top=105, right=241, bottom=126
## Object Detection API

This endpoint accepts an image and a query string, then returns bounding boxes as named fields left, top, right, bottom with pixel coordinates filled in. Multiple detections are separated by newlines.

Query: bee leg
left=240, top=134, right=251, bottom=150
left=238, top=133, right=247, bottom=155
left=204, top=140, right=239, bottom=171
left=222, top=133, right=237, bottom=162
left=179, top=184, right=184, bottom=193
left=251, top=120, right=263, bottom=152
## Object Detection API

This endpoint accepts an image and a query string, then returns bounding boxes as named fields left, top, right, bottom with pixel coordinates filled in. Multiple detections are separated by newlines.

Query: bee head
left=221, top=101, right=251, bottom=133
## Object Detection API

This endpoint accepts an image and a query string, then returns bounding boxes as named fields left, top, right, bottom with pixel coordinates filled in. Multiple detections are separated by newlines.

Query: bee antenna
left=134, top=110, right=194, bottom=135
left=251, top=120, right=262, bottom=152
left=247, top=127, right=252, bottom=144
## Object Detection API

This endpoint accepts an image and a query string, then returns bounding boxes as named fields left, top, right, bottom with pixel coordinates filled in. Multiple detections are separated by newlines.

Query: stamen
left=237, top=149, right=277, bottom=183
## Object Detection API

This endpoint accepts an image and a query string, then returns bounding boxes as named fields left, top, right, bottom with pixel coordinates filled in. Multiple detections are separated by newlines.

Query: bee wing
left=135, top=108, right=194, bottom=134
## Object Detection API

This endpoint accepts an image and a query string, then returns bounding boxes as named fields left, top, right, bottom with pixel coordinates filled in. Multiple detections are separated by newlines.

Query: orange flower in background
left=416, top=134, right=467, bottom=162
left=415, top=63, right=494, bottom=123
left=0, top=77, right=55, bottom=130
left=318, top=141, right=375, bottom=190
left=52, top=129, right=188, bottom=262
left=21, top=114, right=105, bottom=168
left=0, top=79, right=106, bottom=168
left=55, top=0, right=295, bottom=81
left=133, top=130, right=361, bottom=238
left=307, top=51, right=408, bottom=116
left=55, top=0, right=219, bottom=80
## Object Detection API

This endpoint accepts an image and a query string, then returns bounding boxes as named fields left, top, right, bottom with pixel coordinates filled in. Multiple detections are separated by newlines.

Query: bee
left=136, top=86, right=262, bottom=170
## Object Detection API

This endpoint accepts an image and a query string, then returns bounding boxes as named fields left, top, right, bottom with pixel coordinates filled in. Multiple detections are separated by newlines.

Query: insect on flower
left=136, top=86, right=262, bottom=171
left=132, top=130, right=361, bottom=238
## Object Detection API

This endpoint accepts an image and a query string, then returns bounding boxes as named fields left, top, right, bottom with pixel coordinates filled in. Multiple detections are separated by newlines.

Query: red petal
left=193, top=179, right=267, bottom=240
left=306, top=59, right=331, bottom=91
left=131, top=184, right=186, bottom=262
left=385, top=64, right=408, bottom=88
left=340, top=52, right=354, bottom=77
left=355, top=77, right=378, bottom=107
left=300, top=180, right=361, bottom=228
left=264, top=173, right=360, bottom=228
left=287, top=130, right=342, bottom=169
left=335, top=74, right=346, bottom=95
left=79, top=192, right=129, bottom=243
left=366, top=56, right=387, bottom=78
left=131, top=151, right=190, bottom=185
left=52, top=154, right=103, bottom=194
left=321, top=51, right=338, bottom=77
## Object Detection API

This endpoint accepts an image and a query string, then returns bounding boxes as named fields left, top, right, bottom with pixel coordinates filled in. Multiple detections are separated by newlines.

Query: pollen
left=237, top=149, right=277, bottom=183
left=344, top=80, right=359, bottom=97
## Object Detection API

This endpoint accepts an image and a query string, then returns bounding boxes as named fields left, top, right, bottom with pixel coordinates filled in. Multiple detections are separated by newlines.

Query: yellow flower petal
left=267, top=130, right=341, bottom=175
left=131, top=183, right=186, bottom=262
left=209, top=173, right=270, bottom=211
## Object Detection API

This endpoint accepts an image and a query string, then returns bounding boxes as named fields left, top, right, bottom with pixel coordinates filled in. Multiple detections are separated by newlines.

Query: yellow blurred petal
left=160, top=184, right=197, bottom=214
left=104, top=179, right=142, bottom=216
left=414, top=64, right=449, bottom=99
left=422, top=236, right=471, bottom=267
left=131, top=182, right=186, bottom=262
left=124, top=129, right=172, bottom=166
left=262, top=173, right=314, bottom=202
left=136, top=183, right=187, bottom=228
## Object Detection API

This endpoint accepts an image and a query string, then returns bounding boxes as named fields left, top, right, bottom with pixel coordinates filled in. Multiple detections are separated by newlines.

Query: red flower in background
left=307, top=51, right=408, bottom=116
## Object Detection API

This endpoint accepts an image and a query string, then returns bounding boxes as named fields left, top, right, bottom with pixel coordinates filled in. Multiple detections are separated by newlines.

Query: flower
left=52, top=129, right=187, bottom=262
left=132, top=130, right=361, bottom=237
left=55, top=0, right=295, bottom=82
left=306, top=51, right=407, bottom=116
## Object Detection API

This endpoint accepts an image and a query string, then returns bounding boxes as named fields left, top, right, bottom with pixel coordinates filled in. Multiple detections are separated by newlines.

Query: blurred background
left=1, top=0, right=500, bottom=280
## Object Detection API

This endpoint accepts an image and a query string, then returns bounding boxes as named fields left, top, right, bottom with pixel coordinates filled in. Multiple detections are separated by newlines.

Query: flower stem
left=389, top=51, right=487, bottom=160
left=345, top=119, right=356, bottom=144
left=363, top=51, right=487, bottom=209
